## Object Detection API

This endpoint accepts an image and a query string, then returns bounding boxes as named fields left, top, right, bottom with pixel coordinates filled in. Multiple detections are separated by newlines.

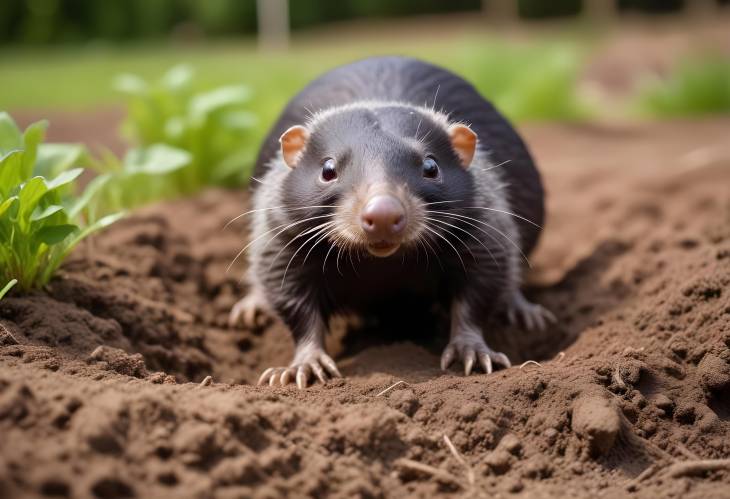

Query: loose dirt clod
left=571, top=394, right=621, bottom=456
left=697, top=354, right=730, bottom=392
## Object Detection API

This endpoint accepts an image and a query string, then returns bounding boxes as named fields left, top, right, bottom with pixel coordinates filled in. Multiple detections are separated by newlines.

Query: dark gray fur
left=247, top=56, right=545, bottom=362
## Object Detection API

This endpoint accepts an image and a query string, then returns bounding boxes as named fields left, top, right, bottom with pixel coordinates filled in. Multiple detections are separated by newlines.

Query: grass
left=0, top=33, right=591, bottom=130
left=636, top=55, right=730, bottom=117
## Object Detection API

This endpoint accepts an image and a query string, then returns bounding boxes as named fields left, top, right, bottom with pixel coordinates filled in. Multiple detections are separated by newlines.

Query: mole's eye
left=321, top=158, right=337, bottom=182
left=422, top=156, right=439, bottom=179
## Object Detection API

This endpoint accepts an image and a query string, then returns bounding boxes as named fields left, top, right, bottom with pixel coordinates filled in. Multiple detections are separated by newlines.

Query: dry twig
left=443, top=434, right=475, bottom=487
left=376, top=380, right=406, bottom=397
left=666, top=459, right=730, bottom=478
left=395, top=459, right=461, bottom=486
left=519, top=360, right=542, bottom=369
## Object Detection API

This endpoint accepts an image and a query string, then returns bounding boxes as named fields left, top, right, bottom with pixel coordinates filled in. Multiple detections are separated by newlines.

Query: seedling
left=0, top=112, right=123, bottom=291
left=116, top=65, right=257, bottom=191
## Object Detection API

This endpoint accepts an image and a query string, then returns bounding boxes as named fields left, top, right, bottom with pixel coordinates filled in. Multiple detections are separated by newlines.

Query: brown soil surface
left=2, top=117, right=730, bottom=499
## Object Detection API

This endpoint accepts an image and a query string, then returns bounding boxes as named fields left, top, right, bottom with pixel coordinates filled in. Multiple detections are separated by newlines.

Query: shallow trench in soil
left=1, top=118, right=729, bottom=499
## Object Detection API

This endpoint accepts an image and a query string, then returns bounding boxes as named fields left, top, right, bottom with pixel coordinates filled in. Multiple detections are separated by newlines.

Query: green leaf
left=36, top=224, right=77, bottom=245
left=220, top=111, right=257, bottom=130
left=123, top=144, right=191, bottom=175
left=21, top=120, right=49, bottom=179
left=0, top=150, right=24, bottom=197
left=0, top=112, right=23, bottom=154
left=0, top=279, right=17, bottom=300
left=0, top=196, right=17, bottom=218
left=18, top=177, right=48, bottom=225
left=162, top=65, right=193, bottom=90
left=44, top=168, right=83, bottom=191
left=35, top=144, right=86, bottom=178
left=114, top=73, right=149, bottom=96
left=190, top=86, right=251, bottom=119
left=31, top=204, right=64, bottom=222
left=64, top=212, right=124, bottom=250
left=68, top=173, right=110, bottom=219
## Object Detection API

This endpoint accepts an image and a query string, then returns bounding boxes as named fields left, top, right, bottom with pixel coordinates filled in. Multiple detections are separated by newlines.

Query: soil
left=2, top=115, right=730, bottom=499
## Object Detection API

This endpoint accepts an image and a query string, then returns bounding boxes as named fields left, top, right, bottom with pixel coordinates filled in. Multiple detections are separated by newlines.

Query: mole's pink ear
left=279, top=125, right=310, bottom=168
left=448, top=124, right=477, bottom=168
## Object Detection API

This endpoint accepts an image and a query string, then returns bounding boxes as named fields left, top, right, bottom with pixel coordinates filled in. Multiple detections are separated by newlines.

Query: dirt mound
left=1, top=119, right=730, bottom=498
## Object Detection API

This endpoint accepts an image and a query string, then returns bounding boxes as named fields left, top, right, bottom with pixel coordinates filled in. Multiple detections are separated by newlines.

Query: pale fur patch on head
left=306, top=100, right=452, bottom=135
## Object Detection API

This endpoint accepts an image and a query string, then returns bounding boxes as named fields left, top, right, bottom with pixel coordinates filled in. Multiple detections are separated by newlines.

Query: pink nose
left=361, top=195, right=406, bottom=237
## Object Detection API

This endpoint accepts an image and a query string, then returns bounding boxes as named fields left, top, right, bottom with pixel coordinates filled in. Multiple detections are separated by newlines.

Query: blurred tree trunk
left=257, top=0, right=289, bottom=50
left=481, top=0, right=518, bottom=21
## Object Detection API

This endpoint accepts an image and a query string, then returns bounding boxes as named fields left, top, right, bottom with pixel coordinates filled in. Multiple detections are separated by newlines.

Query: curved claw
left=506, top=293, right=556, bottom=332
left=319, top=353, right=342, bottom=378
left=478, top=352, right=493, bottom=374
left=440, top=344, right=456, bottom=371
left=311, top=362, right=327, bottom=385
left=440, top=337, right=510, bottom=376
left=258, top=367, right=275, bottom=385
left=464, top=348, right=476, bottom=376
left=296, top=366, right=309, bottom=389
left=257, top=351, right=342, bottom=390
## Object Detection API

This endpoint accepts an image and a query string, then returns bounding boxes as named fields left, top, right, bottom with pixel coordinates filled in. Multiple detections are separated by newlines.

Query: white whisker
left=481, top=159, right=512, bottom=172
left=425, top=216, right=499, bottom=269
left=280, top=222, right=335, bottom=288
left=461, top=206, right=542, bottom=229
left=428, top=210, right=531, bottom=268
left=265, top=214, right=337, bottom=272
left=423, top=224, right=466, bottom=272
left=424, top=217, right=478, bottom=263
left=223, top=204, right=340, bottom=230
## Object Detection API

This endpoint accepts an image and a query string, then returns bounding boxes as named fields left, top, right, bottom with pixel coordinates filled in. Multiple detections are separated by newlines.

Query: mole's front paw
left=229, top=289, right=270, bottom=328
left=257, top=351, right=342, bottom=389
left=506, top=290, right=556, bottom=331
left=440, top=335, right=511, bottom=375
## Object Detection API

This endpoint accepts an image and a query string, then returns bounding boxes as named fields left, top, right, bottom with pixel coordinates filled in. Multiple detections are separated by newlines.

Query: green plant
left=116, top=65, right=258, bottom=191
left=0, top=112, right=123, bottom=291
left=0, top=279, right=17, bottom=299
left=637, top=56, right=730, bottom=118
left=459, top=41, right=589, bottom=122
left=86, top=143, right=192, bottom=217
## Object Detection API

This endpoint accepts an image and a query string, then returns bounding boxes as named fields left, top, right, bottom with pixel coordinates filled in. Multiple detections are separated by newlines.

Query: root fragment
left=395, top=459, right=461, bottom=486
left=612, top=364, right=626, bottom=388
left=376, top=380, right=406, bottom=397
left=666, top=459, right=730, bottom=478
left=443, top=434, right=475, bottom=487
left=519, top=360, right=542, bottom=369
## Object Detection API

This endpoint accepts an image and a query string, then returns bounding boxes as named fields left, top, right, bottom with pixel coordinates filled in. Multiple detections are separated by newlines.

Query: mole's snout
left=361, top=195, right=406, bottom=238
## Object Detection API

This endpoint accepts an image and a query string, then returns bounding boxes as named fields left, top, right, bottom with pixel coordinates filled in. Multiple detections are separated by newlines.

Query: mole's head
left=278, top=103, right=478, bottom=258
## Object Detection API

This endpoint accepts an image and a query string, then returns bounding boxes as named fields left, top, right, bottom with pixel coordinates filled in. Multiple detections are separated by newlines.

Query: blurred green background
left=2, top=0, right=729, bottom=124
left=0, top=0, right=706, bottom=45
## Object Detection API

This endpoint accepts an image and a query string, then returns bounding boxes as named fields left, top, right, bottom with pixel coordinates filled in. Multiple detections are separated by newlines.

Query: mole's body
left=230, top=56, right=554, bottom=388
